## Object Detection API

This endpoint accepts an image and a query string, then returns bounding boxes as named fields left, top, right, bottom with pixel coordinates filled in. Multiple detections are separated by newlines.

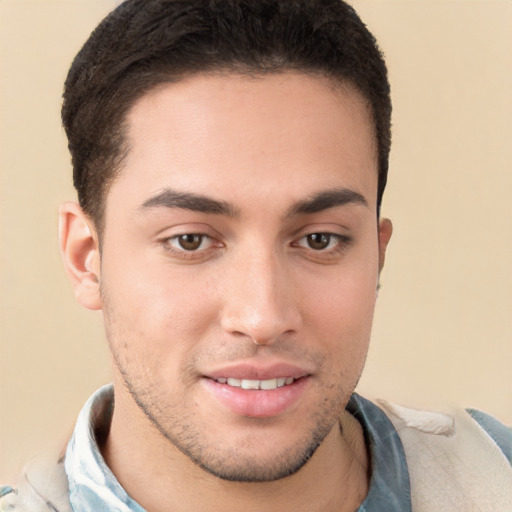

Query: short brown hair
left=62, top=0, right=392, bottom=230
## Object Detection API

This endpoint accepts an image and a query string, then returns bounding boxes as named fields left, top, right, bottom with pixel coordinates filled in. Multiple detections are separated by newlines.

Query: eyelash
left=160, top=232, right=352, bottom=260
left=291, top=232, right=352, bottom=257
left=162, top=234, right=219, bottom=259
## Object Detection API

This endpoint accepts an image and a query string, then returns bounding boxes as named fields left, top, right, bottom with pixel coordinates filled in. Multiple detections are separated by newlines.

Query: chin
left=184, top=432, right=327, bottom=483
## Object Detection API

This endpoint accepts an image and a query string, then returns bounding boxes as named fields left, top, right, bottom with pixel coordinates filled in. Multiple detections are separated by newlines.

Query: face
left=92, top=72, right=390, bottom=482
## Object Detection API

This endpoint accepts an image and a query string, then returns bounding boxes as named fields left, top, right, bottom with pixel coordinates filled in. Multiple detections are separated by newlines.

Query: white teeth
left=216, top=377, right=295, bottom=390
left=260, top=378, right=277, bottom=390
left=241, top=379, right=260, bottom=390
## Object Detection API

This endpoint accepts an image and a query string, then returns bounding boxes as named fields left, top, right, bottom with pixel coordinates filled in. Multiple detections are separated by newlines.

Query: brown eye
left=177, top=234, right=204, bottom=251
left=306, top=233, right=331, bottom=250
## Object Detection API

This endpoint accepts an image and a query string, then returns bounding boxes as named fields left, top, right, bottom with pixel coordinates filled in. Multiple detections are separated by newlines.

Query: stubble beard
left=113, top=352, right=348, bottom=483
left=101, top=285, right=362, bottom=483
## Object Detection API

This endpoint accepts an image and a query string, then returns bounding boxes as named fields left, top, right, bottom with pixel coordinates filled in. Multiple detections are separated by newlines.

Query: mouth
left=213, top=377, right=296, bottom=390
left=202, top=371, right=310, bottom=418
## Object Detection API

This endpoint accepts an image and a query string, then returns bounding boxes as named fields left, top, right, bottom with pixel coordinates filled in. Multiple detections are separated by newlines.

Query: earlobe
left=378, top=217, right=393, bottom=272
left=58, top=202, right=102, bottom=311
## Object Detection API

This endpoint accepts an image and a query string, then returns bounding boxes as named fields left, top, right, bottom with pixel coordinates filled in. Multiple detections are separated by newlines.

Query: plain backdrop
left=1, top=0, right=511, bottom=481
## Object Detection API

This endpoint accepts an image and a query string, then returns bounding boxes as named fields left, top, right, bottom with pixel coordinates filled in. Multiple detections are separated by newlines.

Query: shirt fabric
left=64, top=384, right=512, bottom=512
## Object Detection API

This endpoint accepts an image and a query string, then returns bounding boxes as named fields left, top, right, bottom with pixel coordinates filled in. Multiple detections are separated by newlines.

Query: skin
left=60, top=71, right=392, bottom=512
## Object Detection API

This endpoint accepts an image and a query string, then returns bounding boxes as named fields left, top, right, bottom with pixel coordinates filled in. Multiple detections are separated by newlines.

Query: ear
left=59, top=202, right=102, bottom=310
left=378, top=217, right=393, bottom=272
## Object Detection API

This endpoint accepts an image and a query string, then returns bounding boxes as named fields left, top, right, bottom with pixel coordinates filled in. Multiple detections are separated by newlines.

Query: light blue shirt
left=65, top=384, right=512, bottom=512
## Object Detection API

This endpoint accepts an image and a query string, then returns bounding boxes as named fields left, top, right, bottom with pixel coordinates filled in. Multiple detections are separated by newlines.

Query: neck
left=102, top=388, right=369, bottom=512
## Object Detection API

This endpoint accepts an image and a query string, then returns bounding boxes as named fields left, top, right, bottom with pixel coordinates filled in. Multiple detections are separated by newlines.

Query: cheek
left=100, top=249, right=219, bottom=367
left=305, top=260, right=378, bottom=325
left=300, top=255, right=378, bottom=364
left=312, top=283, right=375, bottom=388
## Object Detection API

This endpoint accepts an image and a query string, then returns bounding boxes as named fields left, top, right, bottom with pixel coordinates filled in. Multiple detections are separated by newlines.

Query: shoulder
left=0, top=447, right=72, bottom=512
left=375, top=399, right=512, bottom=511
left=466, top=408, right=512, bottom=464
left=376, top=399, right=512, bottom=464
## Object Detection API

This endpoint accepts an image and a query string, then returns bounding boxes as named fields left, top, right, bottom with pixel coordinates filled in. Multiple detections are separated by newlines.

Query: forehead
left=111, top=71, right=378, bottom=210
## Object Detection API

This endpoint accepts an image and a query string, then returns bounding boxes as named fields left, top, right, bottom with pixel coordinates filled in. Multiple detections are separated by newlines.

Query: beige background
left=1, top=0, right=511, bottom=481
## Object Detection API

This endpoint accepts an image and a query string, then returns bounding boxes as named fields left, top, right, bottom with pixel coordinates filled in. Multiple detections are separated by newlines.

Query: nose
left=219, top=250, right=302, bottom=345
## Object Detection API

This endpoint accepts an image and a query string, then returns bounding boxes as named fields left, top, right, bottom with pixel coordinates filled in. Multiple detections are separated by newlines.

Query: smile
left=204, top=375, right=309, bottom=417
left=215, top=377, right=295, bottom=390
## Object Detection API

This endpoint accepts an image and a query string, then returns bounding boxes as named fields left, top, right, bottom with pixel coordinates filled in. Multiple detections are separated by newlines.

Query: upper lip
left=204, top=361, right=312, bottom=381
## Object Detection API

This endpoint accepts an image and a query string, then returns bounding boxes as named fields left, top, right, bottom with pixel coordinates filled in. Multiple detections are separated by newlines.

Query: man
left=1, top=0, right=510, bottom=511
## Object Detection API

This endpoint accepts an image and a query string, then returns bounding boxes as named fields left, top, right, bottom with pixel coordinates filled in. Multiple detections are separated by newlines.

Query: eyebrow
left=141, top=189, right=239, bottom=216
left=287, top=188, right=368, bottom=216
left=141, top=187, right=368, bottom=217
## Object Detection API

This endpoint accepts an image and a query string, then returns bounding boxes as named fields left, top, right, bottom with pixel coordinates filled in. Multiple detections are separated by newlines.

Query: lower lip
left=202, top=377, right=309, bottom=418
